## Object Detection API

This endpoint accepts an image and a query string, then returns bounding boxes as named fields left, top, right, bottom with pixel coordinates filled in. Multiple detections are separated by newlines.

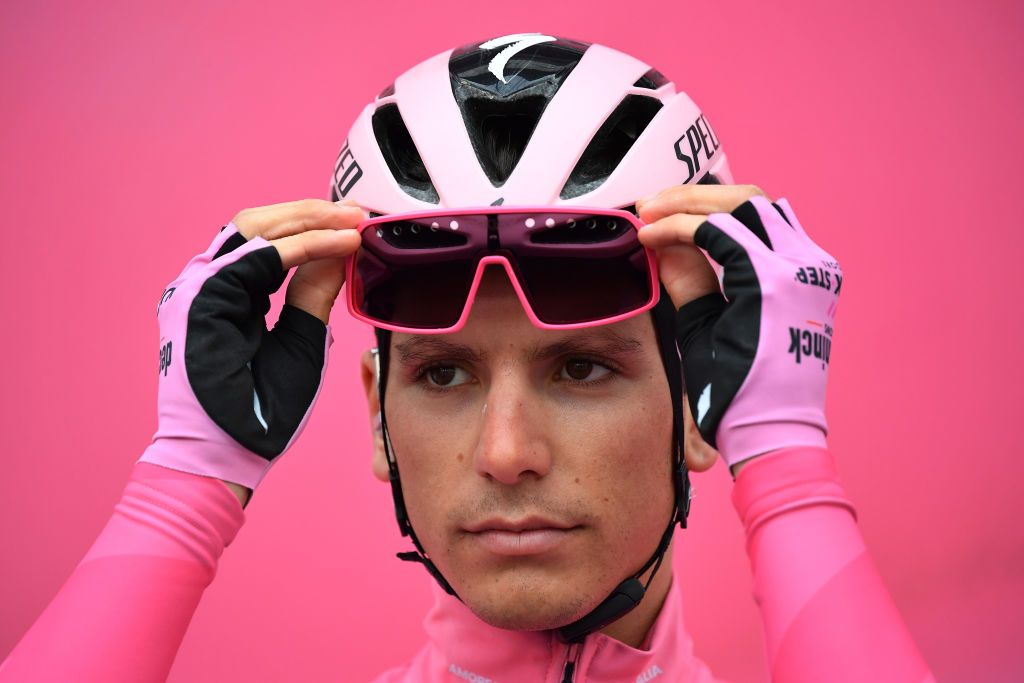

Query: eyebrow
left=394, top=329, right=644, bottom=365
left=527, top=330, right=644, bottom=362
left=394, top=337, right=487, bottom=365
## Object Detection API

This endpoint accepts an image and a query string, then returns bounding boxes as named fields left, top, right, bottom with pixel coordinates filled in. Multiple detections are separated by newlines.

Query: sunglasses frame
left=345, top=205, right=661, bottom=334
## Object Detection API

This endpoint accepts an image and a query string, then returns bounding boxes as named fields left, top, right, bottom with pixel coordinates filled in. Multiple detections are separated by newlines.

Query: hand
left=636, top=184, right=770, bottom=309
left=638, top=193, right=841, bottom=474
left=137, top=199, right=365, bottom=505
left=636, top=184, right=770, bottom=473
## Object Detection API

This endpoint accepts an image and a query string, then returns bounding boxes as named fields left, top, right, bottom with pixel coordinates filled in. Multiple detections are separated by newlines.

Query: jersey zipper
left=560, top=642, right=581, bottom=683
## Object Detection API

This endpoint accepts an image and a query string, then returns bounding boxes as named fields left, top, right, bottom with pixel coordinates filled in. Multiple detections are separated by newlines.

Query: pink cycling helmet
left=329, top=33, right=733, bottom=212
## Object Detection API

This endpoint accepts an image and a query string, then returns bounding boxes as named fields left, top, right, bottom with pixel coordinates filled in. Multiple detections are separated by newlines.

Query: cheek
left=589, top=397, right=675, bottom=516
left=382, top=390, right=478, bottom=537
left=551, top=379, right=676, bottom=542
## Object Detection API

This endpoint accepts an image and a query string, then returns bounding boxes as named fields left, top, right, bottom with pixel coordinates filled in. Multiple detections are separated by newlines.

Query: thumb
left=284, top=256, right=348, bottom=324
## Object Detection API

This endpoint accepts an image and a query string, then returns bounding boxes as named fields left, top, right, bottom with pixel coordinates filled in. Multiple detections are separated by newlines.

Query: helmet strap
left=374, top=328, right=459, bottom=598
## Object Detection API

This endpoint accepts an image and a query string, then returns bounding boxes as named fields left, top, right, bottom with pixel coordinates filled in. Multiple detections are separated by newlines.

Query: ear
left=359, top=348, right=390, bottom=482
left=682, top=391, right=718, bottom=473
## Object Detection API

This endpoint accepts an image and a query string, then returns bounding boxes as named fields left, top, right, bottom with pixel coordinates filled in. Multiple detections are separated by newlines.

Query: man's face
left=376, top=268, right=675, bottom=631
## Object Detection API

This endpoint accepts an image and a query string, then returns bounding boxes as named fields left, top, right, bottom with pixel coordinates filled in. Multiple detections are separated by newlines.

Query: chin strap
left=372, top=336, right=459, bottom=599
left=373, top=286, right=692, bottom=643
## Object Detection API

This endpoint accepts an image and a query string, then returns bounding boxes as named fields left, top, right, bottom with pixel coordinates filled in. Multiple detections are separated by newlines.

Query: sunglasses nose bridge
left=466, top=254, right=542, bottom=327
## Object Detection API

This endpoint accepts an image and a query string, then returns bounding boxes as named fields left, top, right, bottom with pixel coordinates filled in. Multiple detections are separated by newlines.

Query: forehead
left=391, top=266, right=659, bottom=358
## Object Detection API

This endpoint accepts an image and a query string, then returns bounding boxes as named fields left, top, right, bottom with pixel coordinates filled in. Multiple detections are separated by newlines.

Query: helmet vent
left=448, top=36, right=591, bottom=188
left=632, top=68, right=669, bottom=90
left=372, top=104, right=440, bottom=204
left=560, top=95, right=663, bottom=200
left=462, top=95, right=547, bottom=186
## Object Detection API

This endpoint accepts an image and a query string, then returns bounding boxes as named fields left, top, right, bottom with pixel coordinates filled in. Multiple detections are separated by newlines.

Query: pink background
left=2, top=1, right=1021, bottom=681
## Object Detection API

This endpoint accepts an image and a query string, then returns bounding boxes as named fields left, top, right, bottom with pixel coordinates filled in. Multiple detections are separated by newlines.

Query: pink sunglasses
left=346, top=205, right=660, bottom=334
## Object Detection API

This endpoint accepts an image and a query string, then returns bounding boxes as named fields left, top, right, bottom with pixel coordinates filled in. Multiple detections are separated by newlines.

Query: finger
left=636, top=184, right=769, bottom=223
left=637, top=212, right=707, bottom=249
left=232, top=198, right=365, bottom=240
left=284, top=257, right=348, bottom=324
left=655, top=244, right=720, bottom=309
left=271, top=228, right=362, bottom=270
left=172, top=223, right=253, bottom=285
left=693, top=211, right=775, bottom=271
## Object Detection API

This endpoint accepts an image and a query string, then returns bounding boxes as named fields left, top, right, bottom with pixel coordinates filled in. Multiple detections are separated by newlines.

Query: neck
left=596, top=540, right=675, bottom=648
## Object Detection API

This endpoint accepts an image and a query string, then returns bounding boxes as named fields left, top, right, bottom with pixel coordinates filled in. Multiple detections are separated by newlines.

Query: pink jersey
left=0, top=447, right=935, bottom=682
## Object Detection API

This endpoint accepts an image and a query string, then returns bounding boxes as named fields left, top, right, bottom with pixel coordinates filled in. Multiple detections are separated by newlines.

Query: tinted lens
left=502, top=213, right=652, bottom=324
left=351, top=211, right=653, bottom=329
left=352, top=216, right=486, bottom=329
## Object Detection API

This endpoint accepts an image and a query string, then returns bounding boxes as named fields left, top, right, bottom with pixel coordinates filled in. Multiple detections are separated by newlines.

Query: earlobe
left=370, top=410, right=390, bottom=482
left=682, top=391, right=718, bottom=472
left=359, top=348, right=391, bottom=482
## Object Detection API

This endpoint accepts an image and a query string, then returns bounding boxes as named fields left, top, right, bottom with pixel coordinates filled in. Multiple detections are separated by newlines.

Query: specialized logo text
left=674, top=113, right=721, bottom=183
left=332, top=138, right=363, bottom=198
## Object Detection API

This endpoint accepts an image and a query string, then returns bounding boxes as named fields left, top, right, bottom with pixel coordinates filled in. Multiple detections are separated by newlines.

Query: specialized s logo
left=332, top=138, right=363, bottom=199
left=478, top=33, right=556, bottom=83
left=157, top=287, right=175, bottom=316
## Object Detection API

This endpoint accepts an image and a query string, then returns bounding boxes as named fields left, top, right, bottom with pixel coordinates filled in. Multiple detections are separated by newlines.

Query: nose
left=472, top=374, right=552, bottom=485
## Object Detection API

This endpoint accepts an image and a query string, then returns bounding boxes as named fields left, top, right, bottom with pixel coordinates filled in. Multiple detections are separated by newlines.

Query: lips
left=463, top=516, right=581, bottom=556
left=463, top=516, right=576, bottom=534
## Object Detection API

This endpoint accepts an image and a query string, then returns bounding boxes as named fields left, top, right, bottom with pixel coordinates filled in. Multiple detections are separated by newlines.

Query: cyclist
left=0, top=34, right=935, bottom=682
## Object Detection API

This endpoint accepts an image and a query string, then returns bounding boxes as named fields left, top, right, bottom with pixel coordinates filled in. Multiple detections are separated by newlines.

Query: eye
left=425, top=365, right=470, bottom=388
left=560, top=359, right=612, bottom=383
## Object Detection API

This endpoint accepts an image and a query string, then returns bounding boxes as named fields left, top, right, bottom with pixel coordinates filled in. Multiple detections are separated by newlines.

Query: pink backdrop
left=2, top=1, right=1021, bottom=681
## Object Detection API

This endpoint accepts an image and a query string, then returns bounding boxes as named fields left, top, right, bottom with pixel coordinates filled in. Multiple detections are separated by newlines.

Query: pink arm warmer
left=732, top=446, right=935, bottom=682
left=0, top=462, right=245, bottom=682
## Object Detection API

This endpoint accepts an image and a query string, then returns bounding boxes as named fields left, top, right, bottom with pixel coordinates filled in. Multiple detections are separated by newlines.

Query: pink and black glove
left=676, top=196, right=841, bottom=469
left=137, top=222, right=333, bottom=497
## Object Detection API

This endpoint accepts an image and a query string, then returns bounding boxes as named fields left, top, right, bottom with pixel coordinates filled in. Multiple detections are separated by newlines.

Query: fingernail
left=335, top=200, right=368, bottom=221
left=372, top=411, right=382, bottom=433
left=637, top=193, right=659, bottom=207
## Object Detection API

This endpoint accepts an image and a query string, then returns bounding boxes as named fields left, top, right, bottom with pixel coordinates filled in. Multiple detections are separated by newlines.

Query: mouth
left=463, top=516, right=582, bottom=557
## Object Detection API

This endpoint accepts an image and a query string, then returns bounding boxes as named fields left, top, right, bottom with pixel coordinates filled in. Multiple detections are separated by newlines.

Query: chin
left=458, top=570, right=600, bottom=632
left=468, top=593, right=588, bottom=632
